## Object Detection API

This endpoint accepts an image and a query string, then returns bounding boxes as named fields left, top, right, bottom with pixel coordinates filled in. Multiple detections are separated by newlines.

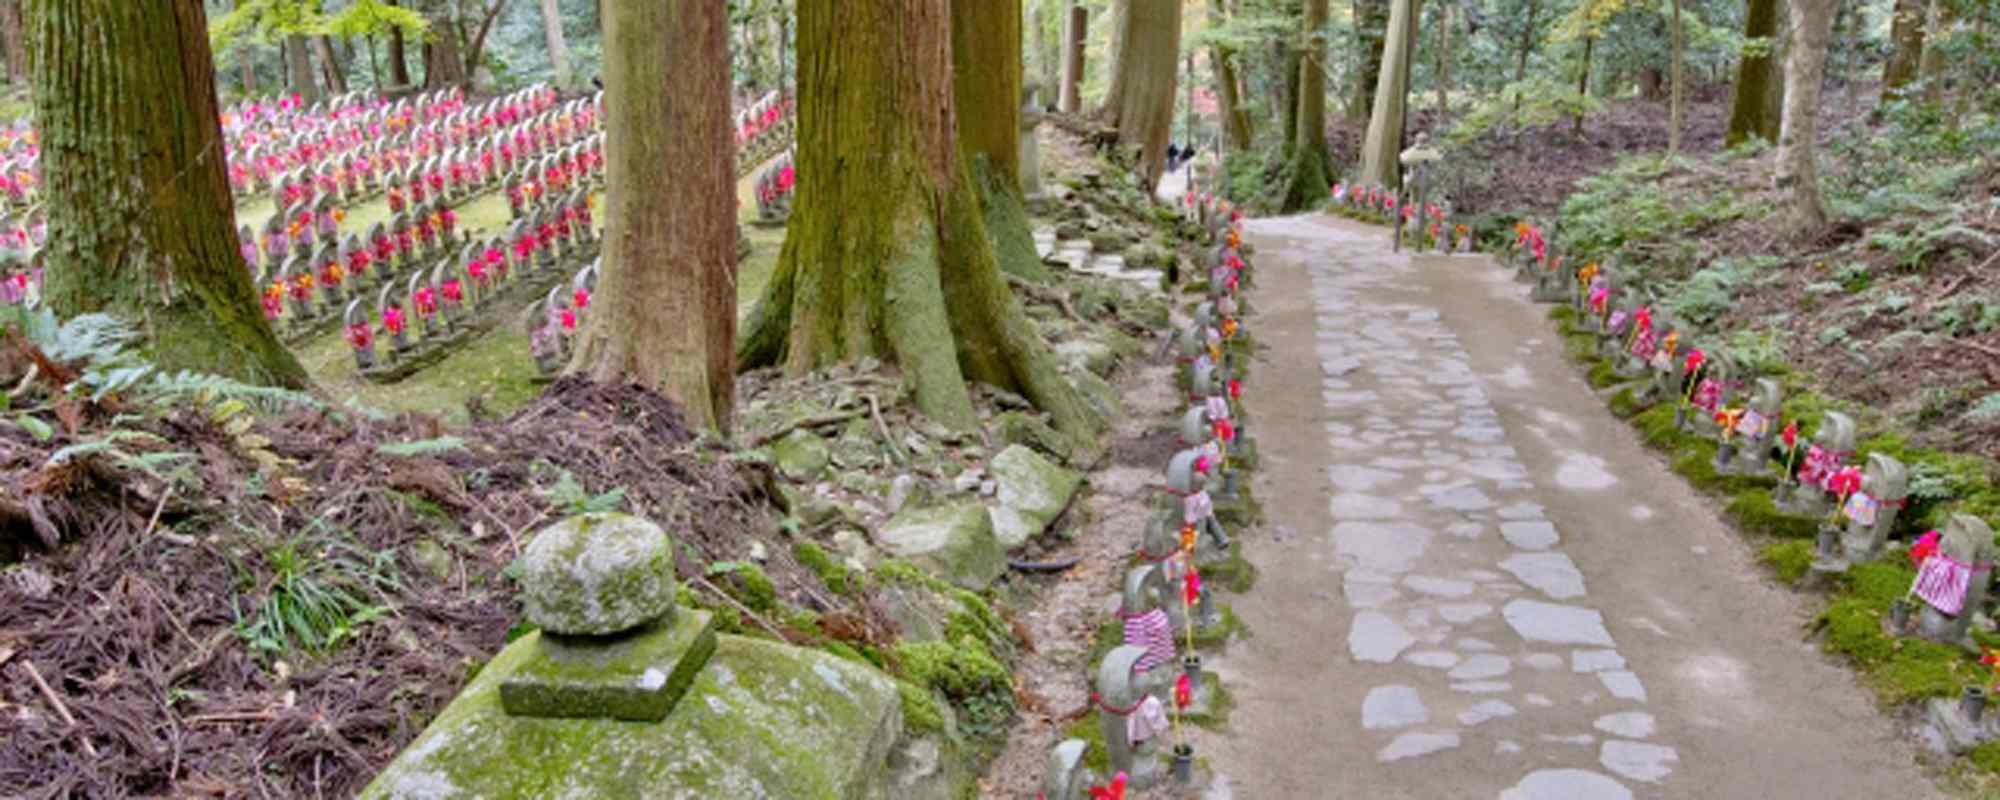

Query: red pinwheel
left=1228, top=379, right=1242, bottom=401
left=573, top=287, right=592, bottom=311
left=560, top=307, right=579, bottom=332
left=441, top=280, right=464, bottom=304
left=382, top=305, right=406, bottom=335
left=1183, top=569, right=1202, bottom=607
left=1194, top=454, right=1212, bottom=475
left=1174, top=673, right=1193, bottom=710
left=1088, top=773, right=1127, bottom=800
left=1213, top=418, right=1235, bottom=443
left=1909, top=530, right=1940, bottom=568
left=345, top=323, right=374, bottom=349
left=1782, top=421, right=1799, bottom=449
left=1683, top=349, right=1706, bottom=375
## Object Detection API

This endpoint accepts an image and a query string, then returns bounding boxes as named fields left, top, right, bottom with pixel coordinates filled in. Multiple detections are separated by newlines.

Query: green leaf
left=14, top=413, right=52, bottom=441
left=376, top=436, right=467, bottom=457
left=706, top=561, right=747, bottom=577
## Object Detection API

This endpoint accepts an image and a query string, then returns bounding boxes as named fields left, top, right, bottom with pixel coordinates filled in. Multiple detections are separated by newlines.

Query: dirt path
left=1207, top=214, right=1941, bottom=798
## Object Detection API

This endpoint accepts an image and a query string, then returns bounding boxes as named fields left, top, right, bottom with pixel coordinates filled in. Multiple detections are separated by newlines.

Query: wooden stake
left=21, top=660, right=97, bottom=758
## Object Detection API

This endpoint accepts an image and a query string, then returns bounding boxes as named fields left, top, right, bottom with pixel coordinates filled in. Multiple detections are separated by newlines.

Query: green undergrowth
left=1544, top=300, right=2000, bottom=780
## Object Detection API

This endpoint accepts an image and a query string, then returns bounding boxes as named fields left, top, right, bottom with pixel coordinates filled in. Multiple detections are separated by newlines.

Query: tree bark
left=1432, top=1, right=1449, bottom=125
left=286, top=35, right=319, bottom=102
left=315, top=36, right=347, bottom=95
left=738, top=0, right=1100, bottom=440
left=1059, top=3, right=1085, bottom=113
left=573, top=0, right=734, bottom=431
left=1358, top=0, right=1413, bottom=188
left=388, top=0, right=413, bottom=88
left=953, top=0, right=1046, bottom=282
left=1667, top=0, right=1683, bottom=156
left=1512, top=0, right=1538, bottom=113
left=1573, top=34, right=1593, bottom=134
left=1349, top=0, right=1387, bottom=125
left=28, top=0, right=308, bottom=387
left=1725, top=0, right=1783, bottom=146
left=539, top=0, right=574, bottom=91
left=1210, top=0, right=1252, bottom=153
left=1882, top=0, right=1925, bottom=101
left=1281, top=0, right=1331, bottom=211
left=0, top=0, right=26, bottom=87
left=1917, top=0, right=1952, bottom=104
left=1776, top=0, right=1836, bottom=234
left=1096, top=0, right=1181, bottom=190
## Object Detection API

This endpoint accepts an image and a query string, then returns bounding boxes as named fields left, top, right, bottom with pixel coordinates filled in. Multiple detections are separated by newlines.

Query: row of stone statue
left=1046, top=193, right=1257, bottom=797
left=1507, top=220, right=1996, bottom=650
left=1330, top=181, right=1477, bottom=255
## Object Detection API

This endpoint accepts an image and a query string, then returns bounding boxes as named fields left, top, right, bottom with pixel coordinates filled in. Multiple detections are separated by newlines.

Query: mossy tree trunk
left=1059, top=2, right=1084, bottom=114
left=739, top=0, right=1102, bottom=440
left=1917, top=0, right=1953, bottom=104
left=1349, top=0, right=1387, bottom=125
left=29, top=0, right=308, bottom=388
left=539, top=0, right=573, bottom=92
left=1882, top=0, right=1925, bottom=101
left=1724, top=0, right=1783, bottom=147
left=1281, top=0, right=1332, bottom=210
left=1096, top=0, right=1181, bottom=190
left=570, top=0, right=735, bottom=431
left=952, top=0, right=1048, bottom=282
left=1211, top=0, right=1252, bottom=153
left=1776, top=0, right=1835, bottom=234
left=315, top=36, right=347, bottom=94
left=1358, top=0, right=1413, bottom=188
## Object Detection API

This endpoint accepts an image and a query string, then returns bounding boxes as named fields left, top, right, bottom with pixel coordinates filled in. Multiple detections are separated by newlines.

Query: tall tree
left=1776, top=0, right=1836, bottom=233
left=1348, top=0, right=1387, bottom=124
left=1059, top=1, right=1084, bottom=113
left=1097, top=0, right=1182, bottom=190
left=28, top=0, right=308, bottom=387
left=1281, top=0, right=1332, bottom=210
left=1917, top=0, right=1953, bottom=104
left=572, top=0, right=734, bottom=430
left=738, top=0, right=1100, bottom=439
left=0, top=0, right=25, bottom=87
left=538, top=0, right=573, bottom=91
left=286, top=35, right=320, bottom=101
left=1210, top=0, right=1252, bottom=152
left=1882, top=0, right=1925, bottom=100
left=1724, top=0, right=1783, bottom=146
left=1666, top=0, right=1684, bottom=156
left=953, top=0, right=1047, bottom=281
left=1358, top=0, right=1413, bottom=188
left=315, top=35, right=347, bottom=94
left=387, top=0, right=413, bottom=86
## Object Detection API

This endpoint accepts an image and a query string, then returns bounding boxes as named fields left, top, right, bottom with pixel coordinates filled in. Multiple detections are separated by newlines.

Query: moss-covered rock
left=517, top=514, right=677, bottom=636
left=876, top=503, right=1006, bottom=591
left=990, top=411, right=1076, bottom=464
left=361, top=635, right=923, bottom=799
left=772, top=429, right=832, bottom=482
left=987, top=445, right=1083, bottom=548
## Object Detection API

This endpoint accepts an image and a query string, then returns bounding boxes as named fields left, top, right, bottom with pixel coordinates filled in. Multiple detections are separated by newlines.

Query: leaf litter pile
left=0, top=364, right=788, bottom=798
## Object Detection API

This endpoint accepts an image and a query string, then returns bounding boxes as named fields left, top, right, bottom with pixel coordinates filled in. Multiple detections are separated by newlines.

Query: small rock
left=771, top=429, right=832, bottom=482
left=749, top=541, right=769, bottom=562
left=953, top=470, right=985, bottom=494
left=876, top=503, right=1006, bottom=590
left=979, top=480, right=997, bottom=497
left=887, top=475, right=918, bottom=514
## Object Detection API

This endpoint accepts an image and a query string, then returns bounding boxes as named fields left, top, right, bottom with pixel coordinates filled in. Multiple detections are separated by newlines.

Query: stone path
left=1207, top=215, right=1941, bottom=799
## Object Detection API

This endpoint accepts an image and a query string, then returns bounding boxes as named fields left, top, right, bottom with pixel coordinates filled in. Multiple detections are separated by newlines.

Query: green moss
left=1727, top=490, right=1819, bottom=539
left=1062, top=714, right=1110, bottom=774
left=1632, top=404, right=1686, bottom=449
left=1845, top=561, right=1917, bottom=606
left=944, top=588, right=1014, bottom=661
left=874, top=558, right=952, bottom=594
left=1189, top=605, right=1247, bottom=653
left=1547, top=304, right=1579, bottom=325
left=793, top=540, right=856, bottom=596
left=1758, top=540, right=1813, bottom=584
left=1083, top=618, right=1124, bottom=676
left=1586, top=359, right=1621, bottom=389
left=1562, top=332, right=1600, bottom=363
left=898, top=680, right=947, bottom=736
left=725, top=563, right=779, bottom=613
left=1970, top=740, right=2000, bottom=775
left=1187, top=673, right=1235, bottom=732
left=1199, top=542, right=1259, bottom=594
left=893, top=637, right=1014, bottom=732
left=1607, top=387, right=1645, bottom=419
left=1821, top=598, right=1896, bottom=665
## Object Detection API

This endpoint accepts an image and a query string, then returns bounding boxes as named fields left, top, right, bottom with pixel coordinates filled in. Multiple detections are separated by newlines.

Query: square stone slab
left=500, top=608, right=717, bottom=722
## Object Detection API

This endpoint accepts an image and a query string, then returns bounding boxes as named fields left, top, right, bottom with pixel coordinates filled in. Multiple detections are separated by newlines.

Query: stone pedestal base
left=499, top=609, right=717, bottom=722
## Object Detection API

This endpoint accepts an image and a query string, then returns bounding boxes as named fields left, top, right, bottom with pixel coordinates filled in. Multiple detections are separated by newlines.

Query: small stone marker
left=500, top=513, right=717, bottom=723
left=1914, top=514, right=1996, bottom=646
left=1043, top=739, right=1097, bottom=800
left=1838, top=453, right=1908, bottom=562
left=1096, top=645, right=1165, bottom=789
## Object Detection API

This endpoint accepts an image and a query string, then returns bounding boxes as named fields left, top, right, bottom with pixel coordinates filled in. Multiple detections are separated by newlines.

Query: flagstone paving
left=1205, top=214, right=1941, bottom=798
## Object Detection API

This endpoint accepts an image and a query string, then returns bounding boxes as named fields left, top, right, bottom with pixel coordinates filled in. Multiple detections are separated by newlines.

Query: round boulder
left=518, top=513, right=677, bottom=636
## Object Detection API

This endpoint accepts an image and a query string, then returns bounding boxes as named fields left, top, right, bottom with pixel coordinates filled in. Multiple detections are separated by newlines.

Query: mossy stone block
left=500, top=609, right=717, bottom=722
left=518, top=513, right=677, bottom=636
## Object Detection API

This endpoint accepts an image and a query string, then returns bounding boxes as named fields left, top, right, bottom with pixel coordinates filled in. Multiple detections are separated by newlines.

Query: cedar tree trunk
left=1097, top=0, right=1181, bottom=190
left=1211, top=0, right=1251, bottom=153
left=953, top=0, right=1048, bottom=282
left=1059, top=3, right=1085, bottom=113
left=388, top=0, right=413, bottom=87
left=286, top=35, right=319, bottom=102
left=1349, top=0, right=1387, bottom=125
left=573, top=0, right=735, bottom=431
left=739, top=0, right=1101, bottom=440
left=1917, top=0, right=1952, bottom=104
left=1667, top=0, right=1683, bottom=156
left=0, top=0, right=25, bottom=86
left=1281, top=0, right=1331, bottom=210
left=315, top=36, right=347, bottom=95
left=1358, top=0, right=1413, bottom=188
left=1776, top=0, right=1835, bottom=234
left=1725, top=0, right=1783, bottom=146
left=29, top=0, right=308, bottom=387
left=539, top=0, right=573, bottom=91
